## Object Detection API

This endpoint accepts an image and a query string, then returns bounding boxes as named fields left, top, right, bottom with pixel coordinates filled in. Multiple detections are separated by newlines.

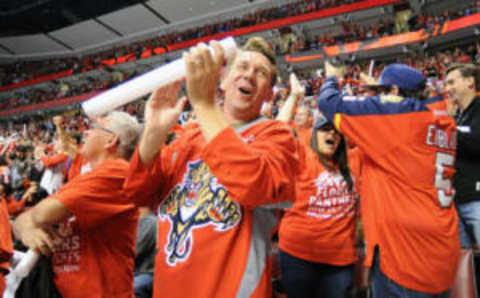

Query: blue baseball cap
left=313, top=115, right=331, bottom=130
left=377, top=64, right=426, bottom=91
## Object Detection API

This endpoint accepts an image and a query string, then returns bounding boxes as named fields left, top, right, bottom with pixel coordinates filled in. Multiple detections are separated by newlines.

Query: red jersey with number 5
left=317, top=78, right=460, bottom=294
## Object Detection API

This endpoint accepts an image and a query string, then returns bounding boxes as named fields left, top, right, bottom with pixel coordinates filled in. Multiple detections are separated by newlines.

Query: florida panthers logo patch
left=159, top=160, right=241, bottom=266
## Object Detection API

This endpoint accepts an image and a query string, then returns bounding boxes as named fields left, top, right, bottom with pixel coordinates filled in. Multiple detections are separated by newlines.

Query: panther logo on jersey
left=159, top=160, right=242, bottom=266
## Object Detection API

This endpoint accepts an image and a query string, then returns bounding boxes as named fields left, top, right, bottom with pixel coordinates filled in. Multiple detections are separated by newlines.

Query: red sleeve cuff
left=124, top=149, right=163, bottom=207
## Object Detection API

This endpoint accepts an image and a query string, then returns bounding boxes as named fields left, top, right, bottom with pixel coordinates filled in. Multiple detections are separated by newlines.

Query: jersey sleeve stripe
left=334, top=113, right=342, bottom=132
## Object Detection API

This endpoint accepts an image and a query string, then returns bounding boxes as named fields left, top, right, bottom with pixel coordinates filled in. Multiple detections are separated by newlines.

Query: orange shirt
left=0, top=198, right=12, bottom=263
left=66, top=153, right=85, bottom=182
left=347, top=147, right=364, bottom=196
left=318, top=78, right=460, bottom=293
left=41, top=152, right=69, bottom=167
left=296, top=126, right=312, bottom=145
left=279, top=138, right=359, bottom=265
left=170, top=123, right=184, bottom=135
left=336, top=99, right=459, bottom=294
left=6, top=195, right=27, bottom=216
left=0, top=198, right=12, bottom=296
left=51, top=159, right=138, bottom=298
left=0, top=273, right=5, bottom=296
left=125, top=119, right=298, bottom=298
left=288, top=121, right=313, bottom=145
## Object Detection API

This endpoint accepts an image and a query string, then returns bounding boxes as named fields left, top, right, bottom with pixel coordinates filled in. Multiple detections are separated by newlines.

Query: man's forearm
left=276, top=93, right=298, bottom=122
left=14, top=198, right=70, bottom=235
left=193, top=104, right=229, bottom=143
left=13, top=211, right=36, bottom=242
left=317, top=77, right=342, bottom=121
left=138, top=126, right=168, bottom=168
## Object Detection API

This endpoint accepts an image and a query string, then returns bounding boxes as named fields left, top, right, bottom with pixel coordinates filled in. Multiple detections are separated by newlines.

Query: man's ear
left=104, top=134, right=119, bottom=152
left=467, top=77, right=475, bottom=90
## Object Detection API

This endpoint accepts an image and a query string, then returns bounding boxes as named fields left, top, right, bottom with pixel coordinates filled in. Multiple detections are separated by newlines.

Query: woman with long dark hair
left=278, top=114, right=360, bottom=298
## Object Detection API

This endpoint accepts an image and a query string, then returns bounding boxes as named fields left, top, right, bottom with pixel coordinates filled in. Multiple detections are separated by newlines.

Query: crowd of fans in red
left=0, top=0, right=477, bottom=114
left=1, top=37, right=478, bottom=149
left=0, top=38, right=478, bottom=115
left=0, top=71, right=134, bottom=110
left=283, top=4, right=478, bottom=54
left=1, top=0, right=477, bottom=88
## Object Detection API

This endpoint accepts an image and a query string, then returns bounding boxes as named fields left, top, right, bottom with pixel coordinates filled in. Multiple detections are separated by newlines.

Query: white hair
left=105, top=111, right=141, bottom=159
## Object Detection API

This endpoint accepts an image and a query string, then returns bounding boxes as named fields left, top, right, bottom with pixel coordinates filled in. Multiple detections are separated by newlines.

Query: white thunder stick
left=4, top=250, right=40, bottom=298
left=82, top=37, right=237, bottom=118
left=12, top=250, right=40, bottom=278
left=368, top=59, right=375, bottom=77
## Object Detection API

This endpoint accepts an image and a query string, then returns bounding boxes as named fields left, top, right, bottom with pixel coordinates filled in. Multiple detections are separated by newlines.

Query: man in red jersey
left=317, top=61, right=460, bottom=297
left=14, top=111, right=141, bottom=298
left=124, top=37, right=297, bottom=298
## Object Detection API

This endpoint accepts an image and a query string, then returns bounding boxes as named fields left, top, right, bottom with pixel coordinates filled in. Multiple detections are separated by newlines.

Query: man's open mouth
left=239, top=87, right=252, bottom=95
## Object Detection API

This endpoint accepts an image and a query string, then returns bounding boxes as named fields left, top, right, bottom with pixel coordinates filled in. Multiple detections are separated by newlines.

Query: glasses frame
left=91, top=122, right=115, bottom=135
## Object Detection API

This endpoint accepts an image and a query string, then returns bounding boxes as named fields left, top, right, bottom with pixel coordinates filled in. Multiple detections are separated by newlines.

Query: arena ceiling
left=0, top=0, right=267, bottom=58
left=0, top=0, right=147, bottom=37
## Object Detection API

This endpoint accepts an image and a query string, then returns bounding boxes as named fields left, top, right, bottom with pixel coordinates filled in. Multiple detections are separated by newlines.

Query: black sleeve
left=457, top=107, right=480, bottom=157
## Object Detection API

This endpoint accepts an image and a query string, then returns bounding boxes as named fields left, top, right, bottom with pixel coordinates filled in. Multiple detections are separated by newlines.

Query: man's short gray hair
left=297, top=104, right=313, bottom=117
left=105, top=111, right=141, bottom=159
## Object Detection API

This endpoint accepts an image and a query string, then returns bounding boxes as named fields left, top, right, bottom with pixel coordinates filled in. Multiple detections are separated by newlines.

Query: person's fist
left=289, top=73, right=305, bottom=100
left=34, top=144, right=46, bottom=160
left=325, top=60, right=346, bottom=78
left=359, top=72, right=377, bottom=85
